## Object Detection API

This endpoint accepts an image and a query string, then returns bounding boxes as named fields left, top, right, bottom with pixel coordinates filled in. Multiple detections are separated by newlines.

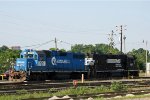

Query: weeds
left=110, top=81, right=127, bottom=92
left=53, top=86, right=111, bottom=96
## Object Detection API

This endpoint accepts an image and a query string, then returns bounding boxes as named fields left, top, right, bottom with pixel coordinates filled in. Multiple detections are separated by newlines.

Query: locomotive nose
left=14, top=58, right=27, bottom=71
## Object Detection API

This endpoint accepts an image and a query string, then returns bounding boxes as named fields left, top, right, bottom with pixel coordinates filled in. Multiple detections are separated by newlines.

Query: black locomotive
left=91, top=54, right=139, bottom=78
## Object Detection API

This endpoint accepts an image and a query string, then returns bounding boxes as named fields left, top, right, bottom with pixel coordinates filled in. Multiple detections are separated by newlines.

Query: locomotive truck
left=8, top=49, right=139, bottom=81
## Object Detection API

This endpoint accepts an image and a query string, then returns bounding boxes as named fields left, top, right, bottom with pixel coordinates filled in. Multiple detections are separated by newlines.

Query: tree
left=71, top=44, right=85, bottom=53
left=49, top=48, right=57, bottom=51
left=71, top=44, right=120, bottom=54
left=0, top=45, right=9, bottom=51
left=49, top=48, right=66, bottom=52
left=128, top=48, right=149, bottom=71
left=0, top=47, right=20, bottom=74
left=94, top=44, right=120, bottom=54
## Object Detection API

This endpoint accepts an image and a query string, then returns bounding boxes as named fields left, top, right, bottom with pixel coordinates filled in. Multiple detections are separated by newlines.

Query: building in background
left=11, top=46, right=21, bottom=50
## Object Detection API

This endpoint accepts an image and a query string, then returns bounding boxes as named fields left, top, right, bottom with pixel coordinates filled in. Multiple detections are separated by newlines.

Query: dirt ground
left=124, top=98, right=150, bottom=100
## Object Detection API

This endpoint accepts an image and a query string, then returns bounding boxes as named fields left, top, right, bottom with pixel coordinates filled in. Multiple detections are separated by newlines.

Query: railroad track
left=1, top=78, right=150, bottom=95
left=0, top=80, right=149, bottom=87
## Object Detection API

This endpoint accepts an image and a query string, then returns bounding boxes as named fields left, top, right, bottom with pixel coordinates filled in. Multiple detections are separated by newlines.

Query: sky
left=0, top=0, right=150, bottom=52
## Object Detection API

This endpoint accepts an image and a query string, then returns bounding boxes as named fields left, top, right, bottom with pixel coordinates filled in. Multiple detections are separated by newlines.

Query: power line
left=21, top=40, right=54, bottom=49
left=34, top=40, right=54, bottom=49
left=0, top=11, right=113, bottom=34
left=55, top=38, right=73, bottom=50
left=25, top=38, right=73, bottom=50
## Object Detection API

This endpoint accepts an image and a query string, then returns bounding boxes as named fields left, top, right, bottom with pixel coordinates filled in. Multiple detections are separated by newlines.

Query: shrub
left=110, top=81, right=127, bottom=92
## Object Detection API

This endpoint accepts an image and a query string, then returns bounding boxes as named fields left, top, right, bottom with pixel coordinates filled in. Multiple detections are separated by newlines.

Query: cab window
left=21, top=55, right=23, bottom=58
left=39, top=54, right=45, bottom=61
left=34, top=55, right=38, bottom=60
left=24, top=54, right=28, bottom=58
left=28, top=54, right=33, bottom=58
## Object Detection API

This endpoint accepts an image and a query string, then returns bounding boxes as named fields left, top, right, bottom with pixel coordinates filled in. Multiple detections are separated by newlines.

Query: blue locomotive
left=9, top=49, right=139, bottom=81
left=9, top=49, right=87, bottom=81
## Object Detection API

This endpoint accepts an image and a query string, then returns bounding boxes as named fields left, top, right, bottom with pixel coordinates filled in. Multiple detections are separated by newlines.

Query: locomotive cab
left=9, top=49, right=37, bottom=81
left=14, top=49, right=37, bottom=72
left=127, top=56, right=139, bottom=77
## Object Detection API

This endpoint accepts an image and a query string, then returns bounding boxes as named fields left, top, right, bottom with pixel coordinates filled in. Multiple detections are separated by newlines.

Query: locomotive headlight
left=28, top=52, right=33, bottom=54
left=130, top=63, right=133, bottom=67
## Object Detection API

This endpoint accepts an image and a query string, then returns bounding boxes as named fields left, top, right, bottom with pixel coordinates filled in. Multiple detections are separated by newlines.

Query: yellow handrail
left=0, top=74, right=6, bottom=80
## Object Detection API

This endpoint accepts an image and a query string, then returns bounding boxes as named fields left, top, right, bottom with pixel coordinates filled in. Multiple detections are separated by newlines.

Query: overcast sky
left=0, top=0, right=150, bottom=52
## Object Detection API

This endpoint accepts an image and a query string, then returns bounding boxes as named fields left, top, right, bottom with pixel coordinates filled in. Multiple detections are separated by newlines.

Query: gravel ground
left=124, top=98, right=150, bottom=100
left=108, top=93, right=150, bottom=100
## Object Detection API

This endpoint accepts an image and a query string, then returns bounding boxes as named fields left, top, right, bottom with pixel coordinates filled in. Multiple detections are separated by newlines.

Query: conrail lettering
left=51, top=57, right=70, bottom=65
left=57, top=60, right=70, bottom=64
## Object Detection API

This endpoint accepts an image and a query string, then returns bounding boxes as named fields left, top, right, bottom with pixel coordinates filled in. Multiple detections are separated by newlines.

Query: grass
left=16, top=89, right=28, bottom=94
left=139, top=71, right=146, bottom=77
left=52, top=81, right=127, bottom=96
left=1, top=88, right=150, bottom=100
left=110, top=81, right=127, bottom=92
left=0, top=92, right=52, bottom=100
left=52, top=85, right=111, bottom=96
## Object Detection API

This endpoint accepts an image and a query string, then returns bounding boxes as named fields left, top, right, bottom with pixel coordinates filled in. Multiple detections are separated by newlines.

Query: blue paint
left=14, top=50, right=85, bottom=72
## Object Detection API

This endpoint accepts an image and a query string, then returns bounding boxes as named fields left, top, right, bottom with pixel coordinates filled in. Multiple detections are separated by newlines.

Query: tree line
left=71, top=44, right=150, bottom=71
left=0, top=44, right=149, bottom=74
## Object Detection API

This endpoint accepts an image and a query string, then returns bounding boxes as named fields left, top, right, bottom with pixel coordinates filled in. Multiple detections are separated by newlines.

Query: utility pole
left=55, top=37, right=57, bottom=50
left=123, top=35, right=126, bottom=53
left=120, top=25, right=123, bottom=53
left=143, top=40, right=148, bottom=76
left=146, top=41, right=148, bottom=77
left=116, top=25, right=126, bottom=54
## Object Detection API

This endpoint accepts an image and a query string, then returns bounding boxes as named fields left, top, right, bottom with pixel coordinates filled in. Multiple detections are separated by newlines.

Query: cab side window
left=34, top=55, right=38, bottom=60
left=39, top=54, right=45, bottom=61
left=21, top=55, right=23, bottom=58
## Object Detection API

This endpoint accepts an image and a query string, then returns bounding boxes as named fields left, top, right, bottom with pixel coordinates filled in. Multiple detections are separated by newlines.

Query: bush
left=89, top=85, right=110, bottom=94
left=110, top=81, right=127, bottom=92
